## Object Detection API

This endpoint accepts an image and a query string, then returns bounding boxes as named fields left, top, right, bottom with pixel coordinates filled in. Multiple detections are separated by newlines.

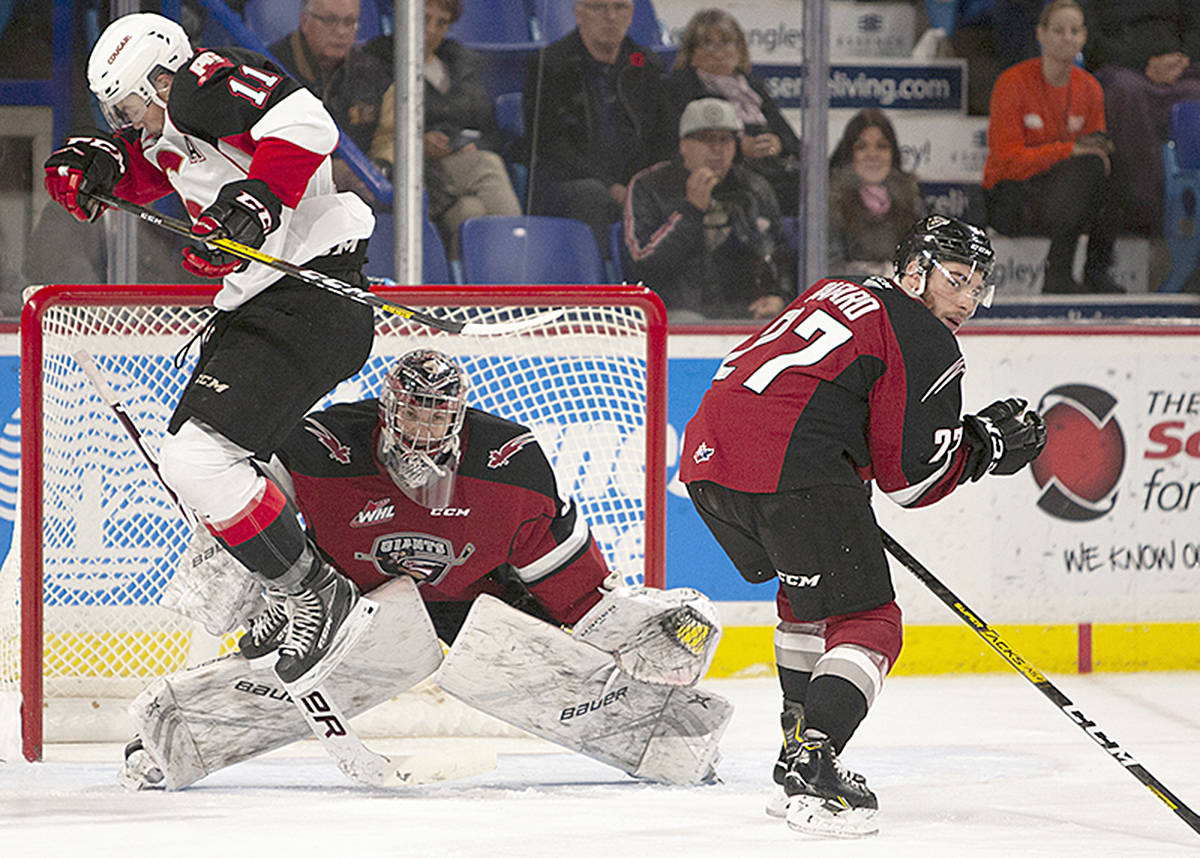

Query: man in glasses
left=523, top=0, right=675, bottom=247
left=270, top=0, right=389, bottom=189
left=680, top=214, right=1047, bottom=838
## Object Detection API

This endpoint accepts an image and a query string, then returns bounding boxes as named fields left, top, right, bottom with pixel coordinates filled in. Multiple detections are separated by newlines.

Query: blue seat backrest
left=448, top=0, right=534, bottom=45
left=608, top=220, right=625, bottom=281
left=1170, top=100, right=1200, bottom=170
left=459, top=215, right=605, bottom=284
left=533, top=0, right=664, bottom=47
left=364, top=213, right=454, bottom=284
left=494, top=92, right=524, bottom=139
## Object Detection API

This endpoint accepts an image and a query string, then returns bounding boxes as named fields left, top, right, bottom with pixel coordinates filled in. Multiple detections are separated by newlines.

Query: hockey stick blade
left=294, top=685, right=497, bottom=787
left=880, top=527, right=1200, bottom=837
left=86, top=191, right=562, bottom=336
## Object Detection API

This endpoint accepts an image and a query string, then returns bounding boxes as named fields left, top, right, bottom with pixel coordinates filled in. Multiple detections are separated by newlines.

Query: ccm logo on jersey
left=430, top=507, right=470, bottom=516
left=487, top=431, right=536, bottom=468
left=778, top=571, right=821, bottom=588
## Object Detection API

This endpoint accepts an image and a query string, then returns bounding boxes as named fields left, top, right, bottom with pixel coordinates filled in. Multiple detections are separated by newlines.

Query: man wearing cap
left=623, top=97, right=794, bottom=321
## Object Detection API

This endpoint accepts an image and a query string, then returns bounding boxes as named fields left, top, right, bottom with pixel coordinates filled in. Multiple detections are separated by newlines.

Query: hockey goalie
left=120, top=349, right=730, bottom=790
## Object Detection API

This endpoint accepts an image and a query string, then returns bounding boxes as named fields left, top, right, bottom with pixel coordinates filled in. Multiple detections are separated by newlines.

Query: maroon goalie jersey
left=275, top=402, right=609, bottom=625
left=680, top=275, right=973, bottom=507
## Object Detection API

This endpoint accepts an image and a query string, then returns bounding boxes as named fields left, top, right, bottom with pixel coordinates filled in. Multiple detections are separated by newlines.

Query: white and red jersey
left=680, top=275, right=973, bottom=508
left=271, top=402, right=610, bottom=626
left=111, top=46, right=374, bottom=309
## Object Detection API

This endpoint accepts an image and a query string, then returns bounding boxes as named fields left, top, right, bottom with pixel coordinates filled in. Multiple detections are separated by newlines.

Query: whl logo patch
left=1030, top=384, right=1125, bottom=521
left=350, top=498, right=395, bottom=528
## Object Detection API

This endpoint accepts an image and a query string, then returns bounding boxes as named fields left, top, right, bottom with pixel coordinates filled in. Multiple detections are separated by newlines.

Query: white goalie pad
left=574, top=586, right=722, bottom=687
left=436, top=595, right=732, bottom=785
left=161, top=526, right=264, bottom=636
left=129, top=576, right=441, bottom=789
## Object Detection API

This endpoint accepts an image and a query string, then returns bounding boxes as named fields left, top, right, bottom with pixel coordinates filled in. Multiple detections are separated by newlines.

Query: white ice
left=2, top=673, right=1199, bottom=857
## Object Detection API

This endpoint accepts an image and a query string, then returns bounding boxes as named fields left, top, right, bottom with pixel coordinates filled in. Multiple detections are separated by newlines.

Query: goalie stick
left=72, top=350, right=496, bottom=788
left=85, top=190, right=562, bottom=336
left=880, top=527, right=1200, bottom=837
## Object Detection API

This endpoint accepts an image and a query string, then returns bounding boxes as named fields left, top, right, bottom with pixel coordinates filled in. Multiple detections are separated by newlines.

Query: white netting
left=4, top=286, right=664, bottom=747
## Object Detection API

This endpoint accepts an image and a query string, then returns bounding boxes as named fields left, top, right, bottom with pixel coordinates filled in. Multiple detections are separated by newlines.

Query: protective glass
left=101, top=90, right=153, bottom=131
left=925, top=252, right=995, bottom=308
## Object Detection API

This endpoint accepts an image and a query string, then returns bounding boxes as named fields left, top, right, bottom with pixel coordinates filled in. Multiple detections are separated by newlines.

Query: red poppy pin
left=630, top=52, right=645, bottom=67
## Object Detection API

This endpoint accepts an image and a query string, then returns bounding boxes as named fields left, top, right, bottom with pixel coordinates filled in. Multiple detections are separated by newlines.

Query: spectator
left=666, top=9, right=800, bottom=215
left=1080, top=0, right=1200, bottom=236
left=828, top=108, right=926, bottom=278
left=624, top=97, right=793, bottom=322
left=523, top=0, right=675, bottom=247
left=269, top=0, right=390, bottom=199
left=368, top=0, right=521, bottom=257
left=984, top=0, right=1122, bottom=294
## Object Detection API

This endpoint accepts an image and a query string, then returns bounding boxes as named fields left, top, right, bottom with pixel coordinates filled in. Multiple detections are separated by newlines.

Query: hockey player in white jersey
left=42, top=12, right=377, bottom=694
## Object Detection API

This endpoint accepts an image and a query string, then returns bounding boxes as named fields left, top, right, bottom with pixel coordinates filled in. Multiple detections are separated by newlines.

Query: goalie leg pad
left=127, top=576, right=441, bottom=789
left=436, top=595, right=733, bottom=785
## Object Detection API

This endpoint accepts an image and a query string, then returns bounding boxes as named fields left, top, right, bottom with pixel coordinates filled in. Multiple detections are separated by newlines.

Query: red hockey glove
left=43, top=131, right=127, bottom=223
left=182, top=179, right=283, bottom=278
left=960, top=398, right=1048, bottom=482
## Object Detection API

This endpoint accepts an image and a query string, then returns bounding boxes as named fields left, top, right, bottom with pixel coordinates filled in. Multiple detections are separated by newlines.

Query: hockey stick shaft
left=86, top=191, right=561, bottom=336
left=74, top=351, right=490, bottom=787
left=880, top=528, right=1200, bottom=836
left=72, top=350, right=199, bottom=530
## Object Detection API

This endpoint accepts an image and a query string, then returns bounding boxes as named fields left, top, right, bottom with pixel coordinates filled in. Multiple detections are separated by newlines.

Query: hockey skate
left=274, top=562, right=377, bottom=696
left=766, top=700, right=805, bottom=818
left=236, top=590, right=289, bottom=667
left=117, top=737, right=165, bottom=792
left=782, top=728, right=878, bottom=838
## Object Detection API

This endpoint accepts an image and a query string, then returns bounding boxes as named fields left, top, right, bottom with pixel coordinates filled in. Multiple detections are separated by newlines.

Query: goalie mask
left=87, top=13, right=192, bottom=132
left=377, top=349, right=469, bottom=508
left=893, top=214, right=996, bottom=307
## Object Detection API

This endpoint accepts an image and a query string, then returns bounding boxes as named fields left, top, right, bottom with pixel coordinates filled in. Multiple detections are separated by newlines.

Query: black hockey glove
left=182, top=179, right=283, bottom=278
left=43, top=130, right=127, bottom=223
left=959, top=397, right=1048, bottom=482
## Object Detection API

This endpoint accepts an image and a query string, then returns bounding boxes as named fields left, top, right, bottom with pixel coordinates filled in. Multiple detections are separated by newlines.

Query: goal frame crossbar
left=16, top=282, right=668, bottom=761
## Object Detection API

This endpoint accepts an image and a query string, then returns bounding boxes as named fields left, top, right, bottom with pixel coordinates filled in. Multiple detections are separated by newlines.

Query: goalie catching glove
left=574, top=586, right=722, bottom=687
left=182, top=178, right=283, bottom=277
left=43, top=130, right=127, bottom=223
left=960, top=397, right=1048, bottom=483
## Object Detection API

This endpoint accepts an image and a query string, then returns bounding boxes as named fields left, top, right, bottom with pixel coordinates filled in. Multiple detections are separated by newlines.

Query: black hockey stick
left=85, top=190, right=562, bottom=336
left=72, top=349, right=496, bottom=787
left=880, top=528, right=1200, bottom=836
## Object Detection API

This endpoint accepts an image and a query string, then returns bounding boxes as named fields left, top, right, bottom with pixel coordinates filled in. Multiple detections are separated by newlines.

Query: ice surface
left=2, top=674, right=1199, bottom=857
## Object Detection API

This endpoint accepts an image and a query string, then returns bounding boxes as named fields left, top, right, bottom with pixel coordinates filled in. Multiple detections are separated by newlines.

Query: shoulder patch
left=303, top=416, right=352, bottom=464
left=487, top=431, right=537, bottom=469
left=187, top=51, right=235, bottom=87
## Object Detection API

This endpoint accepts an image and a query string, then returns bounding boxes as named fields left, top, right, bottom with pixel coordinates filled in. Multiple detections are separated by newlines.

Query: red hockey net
left=2, top=284, right=666, bottom=761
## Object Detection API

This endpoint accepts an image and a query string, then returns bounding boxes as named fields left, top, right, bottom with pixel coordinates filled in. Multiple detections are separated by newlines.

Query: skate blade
left=765, top=788, right=789, bottom=819
left=279, top=599, right=379, bottom=697
left=785, top=794, right=879, bottom=838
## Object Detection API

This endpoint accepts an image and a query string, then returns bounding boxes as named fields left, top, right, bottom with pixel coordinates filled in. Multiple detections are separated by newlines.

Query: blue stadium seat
left=606, top=220, right=625, bottom=282
left=494, top=92, right=524, bottom=139
left=458, top=215, right=605, bottom=284
left=448, top=0, right=536, bottom=46
left=1160, top=100, right=1200, bottom=292
left=364, top=213, right=455, bottom=284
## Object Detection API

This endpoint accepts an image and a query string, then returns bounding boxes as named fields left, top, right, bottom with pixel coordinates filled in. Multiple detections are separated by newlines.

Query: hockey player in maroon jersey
left=42, top=13, right=377, bottom=694
left=680, top=214, right=1047, bottom=837
left=118, top=349, right=728, bottom=790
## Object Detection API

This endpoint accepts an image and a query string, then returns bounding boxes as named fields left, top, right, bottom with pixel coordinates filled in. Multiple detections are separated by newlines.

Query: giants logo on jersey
left=304, top=417, right=351, bottom=464
left=350, top=498, right=395, bottom=528
left=354, top=532, right=475, bottom=586
left=487, top=431, right=536, bottom=468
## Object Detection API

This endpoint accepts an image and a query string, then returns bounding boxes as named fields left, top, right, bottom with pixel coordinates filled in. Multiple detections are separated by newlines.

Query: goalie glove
left=182, top=178, right=282, bottom=277
left=161, top=526, right=265, bottom=635
left=960, top=397, right=1048, bottom=482
left=43, top=130, right=127, bottom=223
left=574, top=586, right=722, bottom=687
